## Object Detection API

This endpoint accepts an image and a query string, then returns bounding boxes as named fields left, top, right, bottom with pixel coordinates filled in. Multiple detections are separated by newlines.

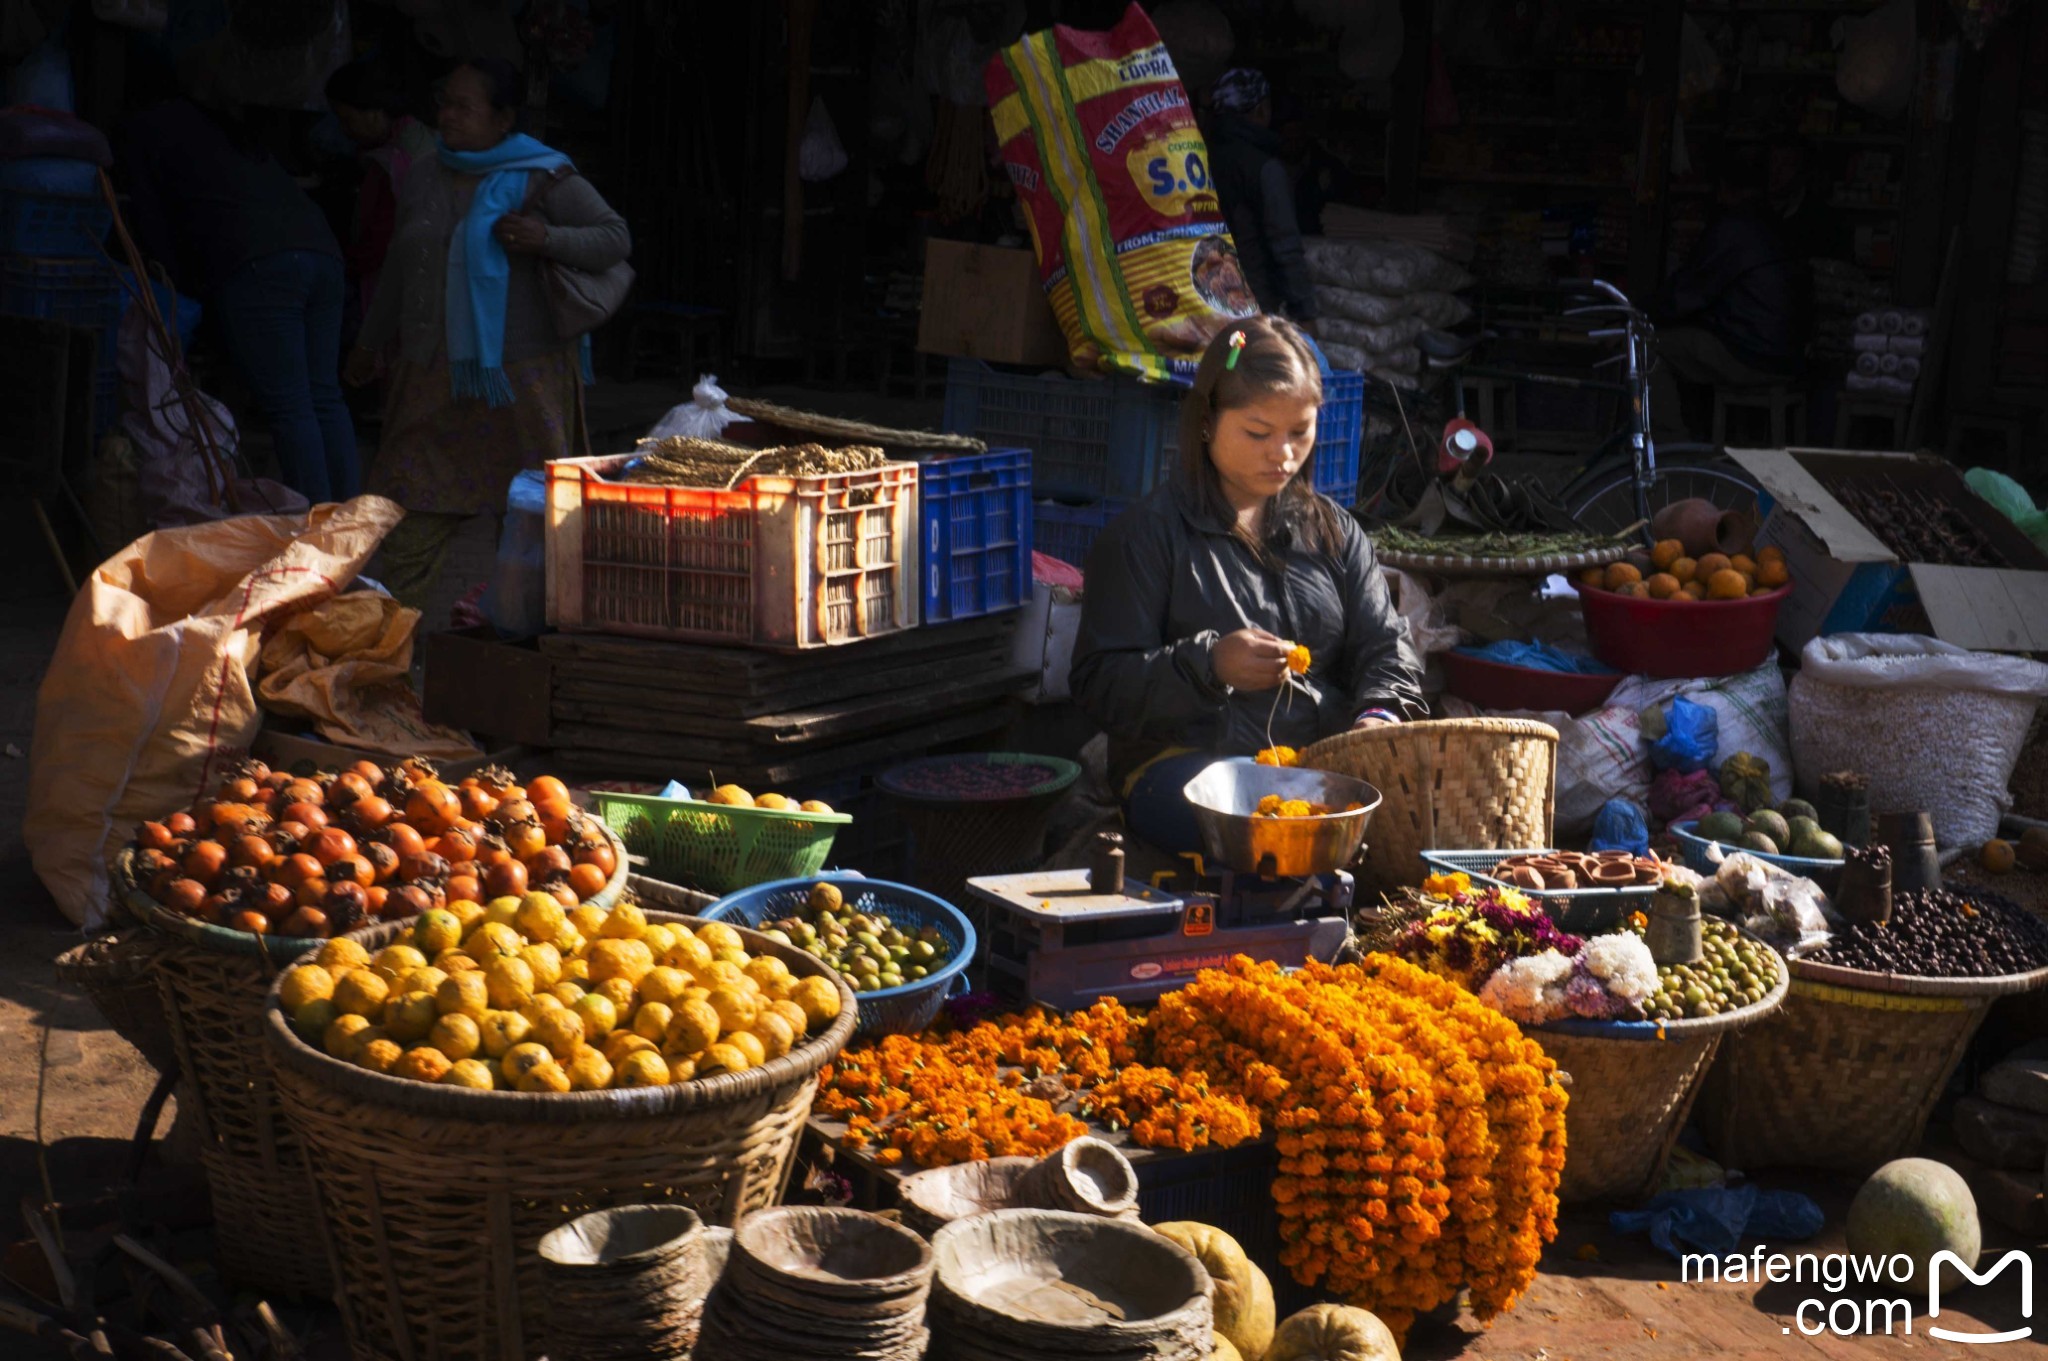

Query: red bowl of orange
left=1571, top=544, right=1791, bottom=678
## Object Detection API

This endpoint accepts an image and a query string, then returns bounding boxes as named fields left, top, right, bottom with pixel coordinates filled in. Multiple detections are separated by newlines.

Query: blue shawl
left=439, top=133, right=572, bottom=408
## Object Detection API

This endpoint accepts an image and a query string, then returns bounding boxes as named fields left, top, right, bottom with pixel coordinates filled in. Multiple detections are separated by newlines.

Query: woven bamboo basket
left=1694, top=960, right=2048, bottom=1173
left=265, top=909, right=857, bottom=1361
left=53, top=928, right=177, bottom=1074
left=1534, top=940, right=1790, bottom=1205
left=1300, top=719, right=1559, bottom=890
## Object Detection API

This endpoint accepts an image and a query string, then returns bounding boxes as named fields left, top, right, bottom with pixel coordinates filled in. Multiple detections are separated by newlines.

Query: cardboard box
left=1729, top=448, right=2048, bottom=653
left=917, top=240, right=1070, bottom=367
left=422, top=627, right=554, bottom=747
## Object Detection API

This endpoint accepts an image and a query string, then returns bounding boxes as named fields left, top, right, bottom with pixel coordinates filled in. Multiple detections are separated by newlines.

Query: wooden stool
left=1945, top=409, right=2026, bottom=473
left=1712, top=384, right=1806, bottom=446
left=1459, top=375, right=1516, bottom=441
left=620, top=302, right=726, bottom=382
left=1834, top=396, right=1910, bottom=450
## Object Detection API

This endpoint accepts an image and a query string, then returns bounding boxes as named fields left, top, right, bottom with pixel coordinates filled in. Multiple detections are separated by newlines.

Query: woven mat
left=727, top=397, right=984, bottom=454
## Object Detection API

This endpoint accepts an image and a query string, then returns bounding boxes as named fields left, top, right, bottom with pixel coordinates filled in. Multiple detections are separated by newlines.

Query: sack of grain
left=1789, top=634, right=2048, bottom=846
left=1318, top=313, right=1430, bottom=354
left=1305, top=237, right=1474, bottom=295
left=1315, top=284, right=1473, bottom=329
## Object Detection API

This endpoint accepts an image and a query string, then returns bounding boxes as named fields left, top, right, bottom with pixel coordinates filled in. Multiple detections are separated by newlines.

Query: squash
left=1717, top=751, right=1775, bottom=815
left=1265, top=1303, right=1401, bottom=1361
left=1151, top=1222, right=1275, bottom=1360
left=1212, top=1334, right=1243, bottom=1361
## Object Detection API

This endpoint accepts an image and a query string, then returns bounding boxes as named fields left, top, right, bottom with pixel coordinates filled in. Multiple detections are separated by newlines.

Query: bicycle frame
left=1565, top=279, right=1659, bottom=536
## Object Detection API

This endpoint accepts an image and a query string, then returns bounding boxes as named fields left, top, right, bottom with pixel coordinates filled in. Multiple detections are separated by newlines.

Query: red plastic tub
left=1573, top=583, right=1790, bottom=679
left=1442, top=649, right=1623, bottom=716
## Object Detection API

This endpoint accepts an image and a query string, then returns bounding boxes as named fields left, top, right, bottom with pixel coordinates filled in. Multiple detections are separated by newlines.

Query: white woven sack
left=1789, top=634, right=2048, bottom=847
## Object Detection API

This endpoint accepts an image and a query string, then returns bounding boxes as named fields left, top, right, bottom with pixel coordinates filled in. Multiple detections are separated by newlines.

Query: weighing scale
left=964, top=844, right=1354, bottom=1009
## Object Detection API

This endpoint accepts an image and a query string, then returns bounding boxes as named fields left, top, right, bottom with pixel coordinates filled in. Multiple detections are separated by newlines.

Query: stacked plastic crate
left=942, top=359, right=1367, bottom=572
left=0, top=119, right=120, bottom=435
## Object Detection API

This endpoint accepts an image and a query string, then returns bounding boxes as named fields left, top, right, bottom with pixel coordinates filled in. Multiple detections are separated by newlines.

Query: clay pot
left=1714, top=507, right=1759, bottom=557
left=1587, top=862, right=1638, bottom=887
left=1507, top=866, right=1545, bottom=891
left=1651, top=498, right=1724, bottom=557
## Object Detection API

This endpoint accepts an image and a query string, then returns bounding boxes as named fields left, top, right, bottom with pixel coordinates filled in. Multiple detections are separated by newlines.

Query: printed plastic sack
left=1649, top=696, right=1718, bottom=773
left=26, top=495, right=405, bottom=928
left=1789, top=633, right=2048, bottom=846
left=986, top=3, right=1255, bottom=381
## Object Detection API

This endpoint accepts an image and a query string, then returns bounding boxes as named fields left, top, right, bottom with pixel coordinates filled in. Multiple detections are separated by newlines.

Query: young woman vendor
left=1070, top=317, right=1424, bottom=854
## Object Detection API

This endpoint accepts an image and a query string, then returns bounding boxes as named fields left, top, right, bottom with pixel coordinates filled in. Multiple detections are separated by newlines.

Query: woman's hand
left=343, top=348, right=379, bottom=388
left=493, top=212, right=549, bottom=254
left=1212, top=628, right=1292, bottom=691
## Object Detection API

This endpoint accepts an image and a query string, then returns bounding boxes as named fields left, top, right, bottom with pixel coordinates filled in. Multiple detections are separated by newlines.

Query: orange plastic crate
left=545, top=453, right=920, bottom=648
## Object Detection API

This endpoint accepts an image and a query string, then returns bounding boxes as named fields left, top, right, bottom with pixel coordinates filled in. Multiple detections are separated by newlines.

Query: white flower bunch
left=1579, top=931, right=1659, bottom=1004
left=1477, top=950, right=1575, bottom=1025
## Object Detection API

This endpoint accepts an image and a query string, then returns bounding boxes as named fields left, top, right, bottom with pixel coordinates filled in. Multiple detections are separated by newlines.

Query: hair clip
left=1225, top=329, right=1247, bottom=370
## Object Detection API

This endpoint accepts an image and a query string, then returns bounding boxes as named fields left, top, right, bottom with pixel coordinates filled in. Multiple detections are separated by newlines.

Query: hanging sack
left=528, top=167, right=635, bottom=339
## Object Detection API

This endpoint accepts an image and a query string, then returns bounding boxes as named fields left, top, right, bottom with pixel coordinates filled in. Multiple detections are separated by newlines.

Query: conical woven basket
left=1300, top=718, right=1559, bottom=890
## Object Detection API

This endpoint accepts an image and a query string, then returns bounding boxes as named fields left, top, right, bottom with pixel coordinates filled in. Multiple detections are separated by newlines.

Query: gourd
left=1717, top=751, right=1775, bottom=814
left=1151, top=1222, right=1275, bottom=1361
left=1264, top=1303, right=1401, bottom=1361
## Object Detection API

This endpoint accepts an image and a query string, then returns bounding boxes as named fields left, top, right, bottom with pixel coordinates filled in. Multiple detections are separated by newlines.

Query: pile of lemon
left=1584, top=541, right=1790, bottom=602
left=277, top=893, right=842, bottom=1093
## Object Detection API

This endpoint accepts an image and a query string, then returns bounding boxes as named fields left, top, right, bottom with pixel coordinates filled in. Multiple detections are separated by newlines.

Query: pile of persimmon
left=1578, top=541, right=1791, bottom=602
left=127, top=759, right=619, bottom=939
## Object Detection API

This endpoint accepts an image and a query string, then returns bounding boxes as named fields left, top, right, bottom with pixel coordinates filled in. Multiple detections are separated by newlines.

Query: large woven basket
left=1694, top=961, right=2048, bottom=1173
left=1301, top=719, right=1558, bottom=890
left=53, top=929, right=177, bottom=1075
left=1534, top=941, right=1790, bottom=1205
left=265, top=909, right=857, bottom=1361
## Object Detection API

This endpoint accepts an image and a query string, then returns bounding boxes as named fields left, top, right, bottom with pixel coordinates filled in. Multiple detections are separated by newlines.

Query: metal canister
left=1088, top=831, right=1125, bottom=896
left=1817, top=772, right=1871, bottom=849
left=1645, top=883, right=1704, bottom=967
left=1878, top=811, right=1941, bottom=895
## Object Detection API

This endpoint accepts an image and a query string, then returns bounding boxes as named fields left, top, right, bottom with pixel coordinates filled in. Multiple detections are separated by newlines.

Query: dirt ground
left=3, top=387, right=2043, bottom=1357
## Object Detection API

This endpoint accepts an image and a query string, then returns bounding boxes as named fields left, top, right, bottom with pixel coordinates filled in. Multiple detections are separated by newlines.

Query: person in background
left=325, top=59, right=436, bottom=320
left=1651, top=149, right=1811, bottom=439
left=346, top=57, right=630, bottom=612
left=1071, top=318, right=1422, bottom=856
left=1206, top=68, right=1320, bottom=330
left=1275, top=95, right=1358, bottom=238
left=118, top=75, right=360, bottom=503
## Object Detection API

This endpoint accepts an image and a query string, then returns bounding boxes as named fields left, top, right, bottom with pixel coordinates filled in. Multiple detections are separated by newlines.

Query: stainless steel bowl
left=1182, top=758, right=1383, bottom=878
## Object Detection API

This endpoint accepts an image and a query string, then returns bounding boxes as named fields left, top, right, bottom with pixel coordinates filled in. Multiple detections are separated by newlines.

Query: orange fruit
left=1604, top=562, right=1643, bottom=589
left=1679, top=582, right=1706, bottom=600
left=1756, top=544, right=1785, bottom=564
left=1650, top=539, right=1684, bottom=570
left=1705, top=569, right=1748, bottom=600
left=1695, top=553, right=1732, bottom=579
left=1578, top=568, right=1606, bottom=590
left=1756, top=557, right=1789, bottom=588
left=1617, top=581, right=1651, bottom=599
left=1669, top=556, right=1697, bottom=584
left=1645, top=573, right=1680, bottom=600
left=1730, top=554, right=1756, bottom=577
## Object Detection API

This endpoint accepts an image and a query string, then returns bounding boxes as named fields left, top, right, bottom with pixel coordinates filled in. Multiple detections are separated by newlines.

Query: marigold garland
left=813, top=954, right=1567, bottom=1337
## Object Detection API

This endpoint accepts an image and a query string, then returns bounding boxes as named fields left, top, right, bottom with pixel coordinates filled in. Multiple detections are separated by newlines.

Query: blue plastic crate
left=1, top=256, right=120, bottom=433
left=0, top=189, right=112, bottom=258
left=703, top=873, right=976, bottom=1037
left=919, top=446, right=1033, bottom=624
left=1034, top=497, right=1127, bottom=571
left=1313, top=369, right=1365, bottom=505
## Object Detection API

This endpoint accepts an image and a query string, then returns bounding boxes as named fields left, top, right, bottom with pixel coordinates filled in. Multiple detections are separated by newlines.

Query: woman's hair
left=1177, top=314, right=1344, bottom=557
left=449, top=56, right=524, bottom=113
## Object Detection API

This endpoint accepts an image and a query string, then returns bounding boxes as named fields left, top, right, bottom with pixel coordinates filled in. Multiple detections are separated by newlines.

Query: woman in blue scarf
left=347, top=57, right=631, bottom=611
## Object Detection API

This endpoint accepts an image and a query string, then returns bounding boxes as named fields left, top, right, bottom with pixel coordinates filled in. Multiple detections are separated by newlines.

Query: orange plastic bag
left=26, top=496, right=404, bottom=928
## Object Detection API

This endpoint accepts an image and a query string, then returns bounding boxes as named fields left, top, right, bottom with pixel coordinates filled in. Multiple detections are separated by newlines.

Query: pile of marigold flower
left=814, top=953, right=1566, bottom=1337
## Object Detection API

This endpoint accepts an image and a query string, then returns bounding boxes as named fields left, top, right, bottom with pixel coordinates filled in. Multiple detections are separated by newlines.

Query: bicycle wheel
left=1567, top=456, right=1761, bottom=538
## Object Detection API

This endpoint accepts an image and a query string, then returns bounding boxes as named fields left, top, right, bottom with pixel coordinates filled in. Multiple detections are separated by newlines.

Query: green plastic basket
left=589, top=790, right=853, bottom=895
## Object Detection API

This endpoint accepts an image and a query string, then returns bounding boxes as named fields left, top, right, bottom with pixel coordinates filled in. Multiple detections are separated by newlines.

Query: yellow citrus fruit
left=572, top=992, right=618, bottom=1042
left=434, top=949, right=481, bottom=975
left=755, top=792, right=796, bottom=810
left=550, top=979, right=588, bottom=1006
left=324, top=1013, right=374, bottom=1059
left=585, top=939, right=649, bottom=987
left=531, top=1007, right=587, bottom=1061
left=356, top=1039, right=403, bottom=1074
left=519, top=995, right=566, bottom=1025
left=712, top=945, right=751, bottom=971
left=705, top=784, right=754, bottom=808
left=697, top=1042, right=752, bottom=1077
left=635, top=966, right=689, bottom=1008
left=1604, top=562, right=1642, bottom=589
left=437, top=971, right=490, bottom=1019
left=332, top=969, right=391, bottom=1019
left=706, top=987, right=757, bottom=1033
left=394, top=1047, right=453, bottom=1083
left=632, top=1002, right=674, bottom=1044
left=563, top=957, right=591, bottom=983
left=569, top=903, right=608, bottom=938
left=613, top=1051, right=670, bottom=1087
left=793, top=977, right=842, bottom=1028
left=664, top=932, right=714, bottom=973
left=566, top=1048, right=613, bottom=1091
left=1983, top=839, right=2017, bottom=873
left=640, top=924, right=677, bottom=958
left=1694, top=552, right=1732, bottom=580
left=598, top=903, right=647, bottom=940
left=603, top=1031, right=657, bottom=1066
left=590, top=978, right=634, bottom=1017
left=448, top=899, right=487, bottom=934
left=484, top=895, right=523, bottom=928
left=723, top=1030, right=767, bottom=1068
left=316, top=937, right=371, bottom=973
left=696, top=922, right=745, bottom=955
left=427, top=1012, right=482, bottom=1061
left=700, top=960, right=747, bottom=991
left=769, top=999, right=811, bottom=1039
left=1650, top=539, right=1684, bottom=570
left=514, top=1061, right=570, bottom=1094
left=1645, top=573, right=1680, bottom=600
left=1705, top=568, right=1748, bottom=600
left=515, top=891, right=566, bottom=942
left=553, top=924, right=586, bottom=956
left=292, top=998, right=341, bottom=1045
left=665, top=999, right=721, bottom=1053
left=443, top=1058, right=494, bottom=1089
left=665, top=1053, right=699, bottom=1083
left=479, top=1009, right=533, bottom=1058
left=799, top=800, right=835, bottom=815
left=501, top=1041, right=553, bottom=1081
left=484, top=955, right=536, bottom=1009
left=465, top=922, right=523, bottom=960
left=744, top=956, right=792, bottom=991
left=397, top=966, right=448, bottom=998
left=371, top=945, right=428, bottom=980
left=520, top=942, right=563, bottom=990
left=279, top=964, right=335, bottom=1013
left=750, top=1012, right=796, bottom=1061
left=412, top=909, right=464, bottom=955
left=384, top=990, right=439, bottom=1042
